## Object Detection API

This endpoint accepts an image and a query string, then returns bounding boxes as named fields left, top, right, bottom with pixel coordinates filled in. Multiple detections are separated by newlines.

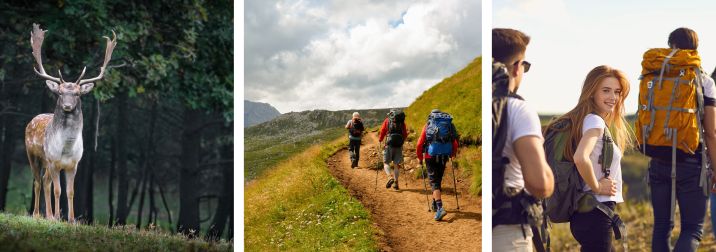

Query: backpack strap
left=599, top=128, right=614, bottom=177
left=695, top=68, right=709, bottom=197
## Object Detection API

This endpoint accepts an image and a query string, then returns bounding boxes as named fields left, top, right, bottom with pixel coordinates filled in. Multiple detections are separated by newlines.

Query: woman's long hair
left=546, top=65, right=635, bottom=161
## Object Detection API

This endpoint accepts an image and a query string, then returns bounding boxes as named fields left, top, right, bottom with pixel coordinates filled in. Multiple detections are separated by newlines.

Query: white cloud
left=494, top=0, right=716, bottom=114
left=245, top=0, right=480, bottom=113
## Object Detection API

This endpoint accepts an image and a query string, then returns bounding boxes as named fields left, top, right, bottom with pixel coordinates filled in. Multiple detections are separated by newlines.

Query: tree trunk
left=206, top=125, right=233, bottom=241
left=177, top=108, right=202, bottom=237
left=136, top=166, right=148, bottom=229
left=115, top=91, right=130, bottom=225
left=0, top=115, right=13, bottom=211
left=108, top=136, right=116, bottom=226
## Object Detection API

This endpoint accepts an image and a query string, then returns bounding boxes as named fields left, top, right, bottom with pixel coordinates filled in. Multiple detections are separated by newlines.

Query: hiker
left=491, top=28, right=554, bottom=251
left=637, top=27, right=716, bottom=252
left=345, top=112, right=365, bottom=168
left=416, top=109, right=459, bottom=221
left=378, top=109, right=408, bottom=190
left=544, top=65, right=634, bottom=251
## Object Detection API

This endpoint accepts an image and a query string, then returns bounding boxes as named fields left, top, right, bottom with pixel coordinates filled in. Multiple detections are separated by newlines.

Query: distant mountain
left=244, top=100, right=281, bottom=127
left=246, top=108, right=394, bottom=137
left=245, top=108, right=396, bottom=181
left=404, top=57, right=481, bottom=145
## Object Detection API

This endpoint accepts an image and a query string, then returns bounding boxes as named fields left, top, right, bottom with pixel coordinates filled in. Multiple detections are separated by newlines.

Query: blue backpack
left=425, top=112, right=457, bottom=156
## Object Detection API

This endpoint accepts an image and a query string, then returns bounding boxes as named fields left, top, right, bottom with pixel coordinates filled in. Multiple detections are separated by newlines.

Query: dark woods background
left=0, top=1, right=233, bottom=241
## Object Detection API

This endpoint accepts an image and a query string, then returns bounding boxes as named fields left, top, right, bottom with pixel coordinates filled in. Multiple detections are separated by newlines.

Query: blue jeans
left=649, top=158, right=707, bottom=252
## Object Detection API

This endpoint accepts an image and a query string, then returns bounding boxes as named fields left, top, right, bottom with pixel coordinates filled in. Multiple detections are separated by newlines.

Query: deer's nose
left=63, top=105, right=72, bottom=111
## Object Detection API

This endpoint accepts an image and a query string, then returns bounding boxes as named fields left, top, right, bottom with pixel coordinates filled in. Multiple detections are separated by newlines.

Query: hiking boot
left=434, top=207, right=447, bottom=221
left=386, top=178, right=394, bottom=189
left=393, top=182, right=399, bottom=190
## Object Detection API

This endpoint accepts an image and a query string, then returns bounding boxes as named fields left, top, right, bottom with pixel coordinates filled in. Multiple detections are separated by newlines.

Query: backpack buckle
left=647, top=81, right=653, bottom=89
left=680, top=69, right=685, bottom=76
left=641, top=104, right=648, bottom=111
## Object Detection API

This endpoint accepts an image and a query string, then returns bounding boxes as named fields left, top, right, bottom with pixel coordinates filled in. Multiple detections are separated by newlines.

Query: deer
left=25, top=23, right=116, bottom=223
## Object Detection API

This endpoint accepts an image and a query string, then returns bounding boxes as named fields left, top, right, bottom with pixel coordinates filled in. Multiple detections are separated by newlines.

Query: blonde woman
left=546, top=65, right=634, bottom=251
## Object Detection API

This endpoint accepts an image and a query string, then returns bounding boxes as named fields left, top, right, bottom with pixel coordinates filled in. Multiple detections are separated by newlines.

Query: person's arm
left=345, top=120, right=352, bottom=129
left=416, top=125, right=427, bottom=162
left=572, top=128, right=616, bottom=196
left=513, top=135, right=554, bottom=199
left=402, top=123, right=408, bottom=139
left=703, top=107, right=716, bottom=192
left=378, top=119, right=388, bottom=142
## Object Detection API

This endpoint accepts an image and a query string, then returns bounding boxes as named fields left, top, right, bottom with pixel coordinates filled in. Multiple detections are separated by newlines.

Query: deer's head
left=30, top=23, right=117, bottom=113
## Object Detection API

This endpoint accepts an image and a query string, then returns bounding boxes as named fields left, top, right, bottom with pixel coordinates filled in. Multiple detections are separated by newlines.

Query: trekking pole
left=375, top=142, right=381, bottom=192
left=451, top=157, right=460, bottom=211
left=421, top=161, right=431, bottom=212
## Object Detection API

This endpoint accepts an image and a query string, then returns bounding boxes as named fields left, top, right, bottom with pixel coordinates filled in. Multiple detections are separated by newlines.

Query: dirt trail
left=327, top=131, right=481, bottom=251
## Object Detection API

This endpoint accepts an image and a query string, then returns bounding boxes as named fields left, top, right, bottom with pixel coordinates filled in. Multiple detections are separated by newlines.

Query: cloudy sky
left=494, top=0, right=716, bottom=114
left=245, top=0, right=481, bottom=113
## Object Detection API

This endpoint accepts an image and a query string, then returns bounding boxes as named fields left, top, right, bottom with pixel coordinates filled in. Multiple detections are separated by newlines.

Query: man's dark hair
left=493, top=28, right=530, bottom=65
left=668, top=27, right=698, bottom=50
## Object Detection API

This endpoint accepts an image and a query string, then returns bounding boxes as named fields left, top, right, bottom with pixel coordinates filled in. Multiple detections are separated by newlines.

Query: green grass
left=549, top=200, right=715, bottom=251
left=404, top=57, right=481, bottom=144
left=403, top=56, right=481, bottom=196
left=244, top=128, right=345, bottom=181
left=244, top=138, right=377, bottom=251
left=0, top=213, right=232, bottom=252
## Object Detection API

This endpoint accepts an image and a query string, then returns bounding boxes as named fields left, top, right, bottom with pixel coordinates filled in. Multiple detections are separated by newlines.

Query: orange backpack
left=635, top=48, right=704, bottom=155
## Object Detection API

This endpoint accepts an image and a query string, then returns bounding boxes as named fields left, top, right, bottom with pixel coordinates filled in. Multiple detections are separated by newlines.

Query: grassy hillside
left=404, top=57, right=481, bottom=144
left=0, top=213, right=231, bottom=251
left=244, top=138, right=376, bottom=251
left=403, top=57, right=482, bottom=195
left=245, top=108, right=392, bottom=181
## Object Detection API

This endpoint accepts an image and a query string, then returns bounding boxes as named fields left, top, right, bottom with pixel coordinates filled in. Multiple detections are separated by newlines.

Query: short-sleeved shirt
left=581, top=114, right=624, bottom=203
left=502, top=98, right=544, bottom=192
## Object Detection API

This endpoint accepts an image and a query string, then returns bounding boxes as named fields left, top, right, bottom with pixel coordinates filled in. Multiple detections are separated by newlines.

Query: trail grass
left=244, top=138, right=377, bottom=251
left=0, top=213, right=231, bottom=252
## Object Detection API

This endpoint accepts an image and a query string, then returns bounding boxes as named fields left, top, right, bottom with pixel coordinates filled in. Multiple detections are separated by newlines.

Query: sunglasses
left=513, top=60, right=531, bottom=73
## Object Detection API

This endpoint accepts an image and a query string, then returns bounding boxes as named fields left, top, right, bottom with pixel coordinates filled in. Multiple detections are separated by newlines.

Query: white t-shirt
left=502, top=98, right=544, bottom=191
left=701, top=74, right=716, bottom=103
left=581, top=114, right=624, bottom=203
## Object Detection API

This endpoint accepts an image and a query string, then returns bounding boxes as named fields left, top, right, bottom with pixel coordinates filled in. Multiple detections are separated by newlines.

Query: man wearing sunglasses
left=492, top=28, right=554, bottom=252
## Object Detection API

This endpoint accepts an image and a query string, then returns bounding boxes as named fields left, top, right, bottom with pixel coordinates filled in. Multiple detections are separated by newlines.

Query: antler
left=78, top=31, right=117, bottom=85
left=30, top=23, right=61, bottom=83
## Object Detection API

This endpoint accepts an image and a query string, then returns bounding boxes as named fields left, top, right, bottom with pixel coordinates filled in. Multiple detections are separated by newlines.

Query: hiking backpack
left=386, top=111, right=406, bottom=147
left=492, top=61, right=548, bottom=251
left=636, top=48, right=705, bottom=158
left=349, top=118, right=364, bottom=138
left=425, top=111, right=457, bottom=156
left=543, top=117, right=626, bottom=245
left=636, top=48, right=711, bottom=224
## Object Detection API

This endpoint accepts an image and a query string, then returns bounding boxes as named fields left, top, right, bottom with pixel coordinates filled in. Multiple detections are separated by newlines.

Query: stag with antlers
left=25, top=23, right=116, bottom=222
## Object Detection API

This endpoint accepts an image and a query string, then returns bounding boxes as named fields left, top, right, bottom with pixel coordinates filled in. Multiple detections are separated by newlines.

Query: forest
left=0, top=0, right=233, bottom=241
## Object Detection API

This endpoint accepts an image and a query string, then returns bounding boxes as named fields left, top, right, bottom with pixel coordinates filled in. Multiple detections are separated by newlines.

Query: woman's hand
left=596, top=177, right=617, bottom=196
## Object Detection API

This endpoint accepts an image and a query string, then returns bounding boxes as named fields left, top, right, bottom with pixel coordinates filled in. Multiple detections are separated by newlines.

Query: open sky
left=245, top=0, right=480, bottom=113
left=494, top=0, right=716, bottom=114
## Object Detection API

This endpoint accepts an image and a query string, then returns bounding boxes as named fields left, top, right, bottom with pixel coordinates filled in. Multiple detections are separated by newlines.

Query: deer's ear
left=79, top=83, right=94, bottom=95
left=45, top=80, right=59, bottom=94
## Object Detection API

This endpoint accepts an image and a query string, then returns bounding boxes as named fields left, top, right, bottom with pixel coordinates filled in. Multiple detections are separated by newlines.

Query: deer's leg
left=51, top=169, right=61, bottom=220
left=65, top=168, right=76, bottom=223
left=27, top=154, right=41, bottom=218
left=42, top=166, right=53, bottom=220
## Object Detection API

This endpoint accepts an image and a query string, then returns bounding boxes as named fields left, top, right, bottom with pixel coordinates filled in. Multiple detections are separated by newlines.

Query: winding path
left=326, top=131, right=481, bottom=251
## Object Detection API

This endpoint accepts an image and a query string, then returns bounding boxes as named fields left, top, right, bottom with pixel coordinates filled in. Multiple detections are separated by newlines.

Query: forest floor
left=326, top=132, right=481, bottom=251
left=0, top=213, right=232, bottom=251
